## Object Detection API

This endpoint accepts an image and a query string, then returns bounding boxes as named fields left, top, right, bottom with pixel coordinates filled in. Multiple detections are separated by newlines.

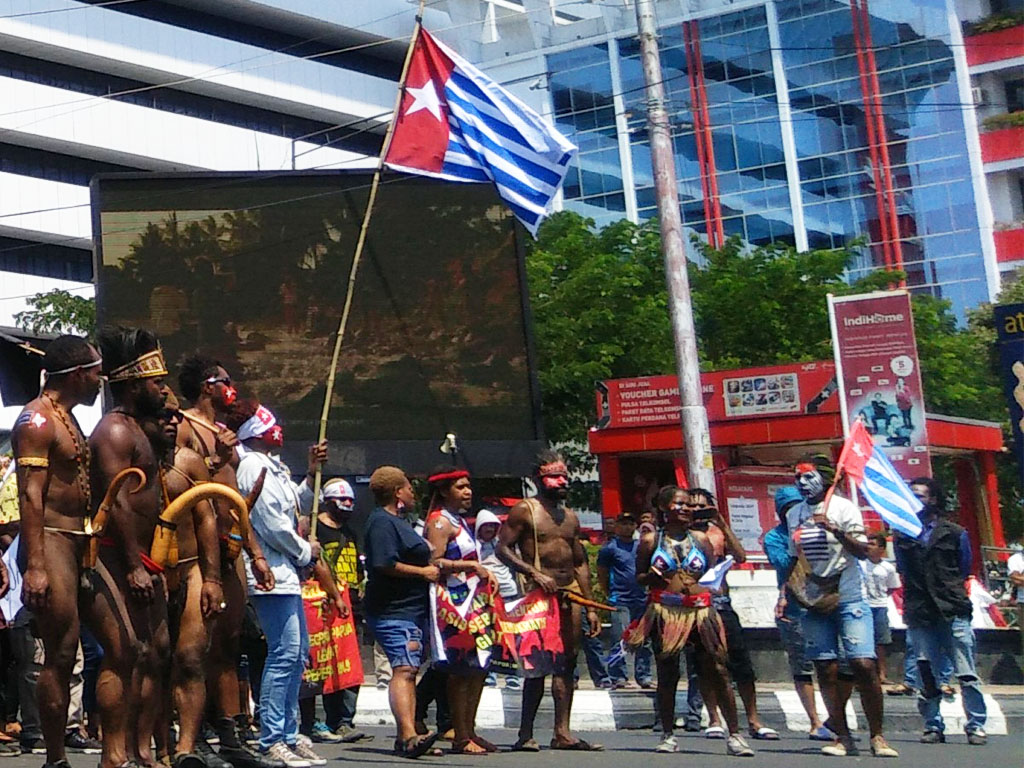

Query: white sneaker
left=291, top=736, right=327, bottom=767
left=726, top=734, right=755, bottom=757
left=264, top=741, right=311, bottom=768
left=655, top=735, right=678, bottom=753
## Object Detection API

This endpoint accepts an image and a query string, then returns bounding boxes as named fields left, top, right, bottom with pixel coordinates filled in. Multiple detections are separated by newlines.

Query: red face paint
left=221, top=385, right=238, bottom=406
left=540, top=474, right=569, bottom=490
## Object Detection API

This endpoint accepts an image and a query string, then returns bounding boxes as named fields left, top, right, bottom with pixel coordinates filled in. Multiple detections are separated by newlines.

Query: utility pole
left=634, top=0, right=715, bottom=490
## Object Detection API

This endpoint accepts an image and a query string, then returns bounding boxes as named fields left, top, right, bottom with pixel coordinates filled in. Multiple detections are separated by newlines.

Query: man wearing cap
left=783, top=455, right=896, bottom=758
left=597, top=512, right=652, bottom=689
left=223, top=399, right=328, bottom=768
left=11, top=335, right=97, bottom=768
left=763, top=486, right=831, bottom=741
left=298, top=478, right=370, bottom=745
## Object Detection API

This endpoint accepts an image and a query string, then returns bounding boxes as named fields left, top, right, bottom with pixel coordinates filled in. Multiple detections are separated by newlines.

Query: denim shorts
left=777, top=600, right=814, bottom=680
left=870, top=605, right=892, bottom=646
left=366, top=615, right=426, bottom=670
left=803, top=600, right=876, bottom=661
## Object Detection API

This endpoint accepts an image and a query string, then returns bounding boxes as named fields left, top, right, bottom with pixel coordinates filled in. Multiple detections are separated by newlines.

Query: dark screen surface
left=92, top=171, right=543, bottom=475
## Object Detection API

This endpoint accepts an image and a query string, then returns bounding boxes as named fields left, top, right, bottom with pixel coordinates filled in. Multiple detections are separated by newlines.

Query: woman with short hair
left=363, top=466, right=441, bottom=759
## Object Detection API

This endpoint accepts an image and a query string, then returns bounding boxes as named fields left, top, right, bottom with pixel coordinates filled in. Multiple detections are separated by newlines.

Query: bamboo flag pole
left=309, top=0, right=427, bottom=544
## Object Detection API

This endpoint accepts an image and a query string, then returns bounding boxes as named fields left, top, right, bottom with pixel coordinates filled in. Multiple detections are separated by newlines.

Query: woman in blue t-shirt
left=363, top=465, right=441, bottom=758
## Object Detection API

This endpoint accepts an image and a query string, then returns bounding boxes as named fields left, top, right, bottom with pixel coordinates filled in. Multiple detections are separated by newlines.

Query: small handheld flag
left=384, top=29, right=577, bottom=236
left=837, top=419, right=923, bottom=538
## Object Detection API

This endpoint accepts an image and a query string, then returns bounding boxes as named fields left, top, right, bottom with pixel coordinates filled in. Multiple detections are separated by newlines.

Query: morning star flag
left=838, top=419, right=923, bottom=538
left=384, top=29, right=577, bottom=236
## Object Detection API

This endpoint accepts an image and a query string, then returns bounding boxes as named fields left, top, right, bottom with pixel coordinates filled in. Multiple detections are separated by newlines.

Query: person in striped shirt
left=782, top=455, right=897, bottom=759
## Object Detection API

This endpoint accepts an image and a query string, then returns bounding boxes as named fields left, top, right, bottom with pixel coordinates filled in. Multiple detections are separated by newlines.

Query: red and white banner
left=594, top=361, right=838, bottom=430
left=300, top=580, right=364, bottom=696
left=827, top=291, right=930, bottom=480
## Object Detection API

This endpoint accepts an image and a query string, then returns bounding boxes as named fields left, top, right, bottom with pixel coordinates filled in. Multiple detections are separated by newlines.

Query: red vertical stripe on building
left=691, top=22, right=726, bottom=248
left=850, top=0, right=893, bottom=271
left=684, top=21, right=716, bottom=247
left=858, top=0, right=905, bottom=282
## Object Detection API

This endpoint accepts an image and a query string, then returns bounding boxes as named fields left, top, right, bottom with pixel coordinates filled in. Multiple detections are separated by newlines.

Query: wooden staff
left=560, top=590, right=617, bottom=613
left=309, top=0, right=427, bottom=544
left=181, top=410, right=220, bottom=435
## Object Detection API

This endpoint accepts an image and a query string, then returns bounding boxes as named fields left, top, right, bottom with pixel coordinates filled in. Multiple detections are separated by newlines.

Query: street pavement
left=38, top=726, right=1022, bottom=768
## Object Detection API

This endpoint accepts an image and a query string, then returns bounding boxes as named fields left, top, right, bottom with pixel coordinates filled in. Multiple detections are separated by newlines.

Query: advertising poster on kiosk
left=994, top=303, right=1024, bottom=483
left=827, top=291, right=931, bottom=480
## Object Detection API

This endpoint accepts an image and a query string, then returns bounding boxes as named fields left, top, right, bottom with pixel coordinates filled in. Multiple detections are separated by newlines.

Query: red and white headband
left=237, top=405, right=276, bottom=442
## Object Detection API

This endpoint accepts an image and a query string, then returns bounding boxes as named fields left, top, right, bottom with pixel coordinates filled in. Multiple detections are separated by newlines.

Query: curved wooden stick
left=560, top=589, right=617, bottom=613
left=86, top=467, right=147, bottom=569
left=150, top=482, right=250, bottom=567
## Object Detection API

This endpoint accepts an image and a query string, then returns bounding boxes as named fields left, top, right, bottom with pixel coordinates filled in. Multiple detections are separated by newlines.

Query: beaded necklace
left=42, top=392, right=91, bottom=513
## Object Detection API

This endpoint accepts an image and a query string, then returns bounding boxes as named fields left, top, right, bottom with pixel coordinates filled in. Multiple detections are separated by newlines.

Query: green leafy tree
left=14, top=290, right=96, bottom=336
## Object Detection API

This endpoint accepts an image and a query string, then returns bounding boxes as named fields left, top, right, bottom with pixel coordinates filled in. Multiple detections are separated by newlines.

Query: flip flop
left=394, top=732, right=441, bottom=759
left=749, top=726, right=780, bottom=741
left=511, top=738, right=541, bottom=752
left=550, top=739, right=604, bottom=751
left=704, top=726, right=726, bottom=739
left=451, top=740, right=489, bottom=756
left=472, top=736, right=499, bottom=753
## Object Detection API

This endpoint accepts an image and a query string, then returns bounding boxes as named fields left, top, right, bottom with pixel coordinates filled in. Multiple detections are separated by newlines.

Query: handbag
left=787, top=547, right=841, bottom=615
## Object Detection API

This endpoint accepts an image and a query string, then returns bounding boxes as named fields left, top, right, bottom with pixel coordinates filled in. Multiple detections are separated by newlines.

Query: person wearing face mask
left=895, top=477, right=986, bottom=747
left=297, top=479, right=371, bottom=745
left=224, top=400, right=329, bottom=768
left=781, top=454, right=897, bottom=758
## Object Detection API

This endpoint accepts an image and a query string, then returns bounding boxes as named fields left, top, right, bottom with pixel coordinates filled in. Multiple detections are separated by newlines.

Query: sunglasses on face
left=205, top=377, right=232, bottom=387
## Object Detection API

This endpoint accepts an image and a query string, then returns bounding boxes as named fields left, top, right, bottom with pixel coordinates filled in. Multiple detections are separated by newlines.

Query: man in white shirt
left=781, top=455, right=896, bottom=758
left=1006, top=546, right=1024, bottom=660
left=860, top=532, right=900, bottom=683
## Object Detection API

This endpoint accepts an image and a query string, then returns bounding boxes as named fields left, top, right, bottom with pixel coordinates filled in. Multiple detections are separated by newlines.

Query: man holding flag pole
left=778, top=438, right=899, bottom=758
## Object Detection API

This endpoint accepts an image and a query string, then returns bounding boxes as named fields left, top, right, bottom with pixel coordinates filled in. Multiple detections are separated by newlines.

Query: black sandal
left=394, top=732, right=441, bottom=759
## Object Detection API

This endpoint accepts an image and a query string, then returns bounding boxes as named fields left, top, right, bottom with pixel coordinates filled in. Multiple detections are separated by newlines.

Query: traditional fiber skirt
left=624, top=592, right=727, bottom=661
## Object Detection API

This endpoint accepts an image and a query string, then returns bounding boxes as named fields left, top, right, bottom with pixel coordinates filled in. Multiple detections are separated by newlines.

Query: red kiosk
left=588, top=361, right=1007, bottom=572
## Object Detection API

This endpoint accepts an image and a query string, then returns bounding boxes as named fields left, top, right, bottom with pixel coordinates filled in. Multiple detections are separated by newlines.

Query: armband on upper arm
left=17, top=456, right=49, bottom=469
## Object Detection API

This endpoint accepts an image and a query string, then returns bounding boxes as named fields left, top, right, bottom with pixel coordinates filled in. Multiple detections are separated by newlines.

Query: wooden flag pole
left=309, top=0, right=427, bottom=544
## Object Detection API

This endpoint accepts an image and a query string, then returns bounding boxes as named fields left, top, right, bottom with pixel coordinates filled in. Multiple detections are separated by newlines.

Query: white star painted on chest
left=405, top=81, right=443, bottom=121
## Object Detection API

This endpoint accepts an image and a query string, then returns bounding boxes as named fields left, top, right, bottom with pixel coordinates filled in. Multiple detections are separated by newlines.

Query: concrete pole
left=633, top=0, right=716, bottom=490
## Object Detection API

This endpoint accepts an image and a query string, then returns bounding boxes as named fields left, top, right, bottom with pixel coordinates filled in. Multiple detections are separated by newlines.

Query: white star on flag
left=404, top=81, right=443, bottom=121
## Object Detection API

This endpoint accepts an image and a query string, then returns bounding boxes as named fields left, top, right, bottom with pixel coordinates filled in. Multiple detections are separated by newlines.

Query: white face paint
left=796, top=469, right=825, bottom=501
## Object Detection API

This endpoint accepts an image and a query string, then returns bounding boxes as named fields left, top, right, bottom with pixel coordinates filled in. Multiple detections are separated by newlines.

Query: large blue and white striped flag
left=839, top=419, right=923, bottom=538
left=384, top=28, right=577, bottom=236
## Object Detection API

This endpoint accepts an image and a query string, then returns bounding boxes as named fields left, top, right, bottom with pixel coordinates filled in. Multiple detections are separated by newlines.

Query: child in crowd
left=861, top=532, right=900, bottom=683
left=475, top=510, right=522, bottom=689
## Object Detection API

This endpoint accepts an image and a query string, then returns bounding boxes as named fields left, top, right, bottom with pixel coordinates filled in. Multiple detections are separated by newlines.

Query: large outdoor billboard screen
left=92, top=171, right=543, bottom=475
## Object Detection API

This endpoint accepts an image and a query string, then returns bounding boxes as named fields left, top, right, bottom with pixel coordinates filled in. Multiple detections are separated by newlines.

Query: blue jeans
left=909, top=618, right=987, bottom=734
left=683, top=650, right=703, bottom=728
left=903, top=630, right=953, bottom=690
left=580, top=610, right=609, bottom=686
left=609, top=602, right=652, bottom=684
left=252, top=594, right=309, bottom=750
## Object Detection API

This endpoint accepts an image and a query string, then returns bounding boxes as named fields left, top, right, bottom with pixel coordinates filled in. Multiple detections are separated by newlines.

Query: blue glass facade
left=546, top=0, right=992, bottom=316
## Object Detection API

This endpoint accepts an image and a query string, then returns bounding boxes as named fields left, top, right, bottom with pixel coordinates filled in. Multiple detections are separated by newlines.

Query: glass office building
left=546, top=0, right=991, bottom=316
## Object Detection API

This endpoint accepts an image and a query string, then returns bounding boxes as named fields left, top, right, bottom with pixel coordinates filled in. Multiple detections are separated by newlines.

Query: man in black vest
left=895, top=477, right=986, bottom=746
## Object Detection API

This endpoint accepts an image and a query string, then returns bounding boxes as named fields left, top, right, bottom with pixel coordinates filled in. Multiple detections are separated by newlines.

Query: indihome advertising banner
left=828, top=291, right=931, bottom=480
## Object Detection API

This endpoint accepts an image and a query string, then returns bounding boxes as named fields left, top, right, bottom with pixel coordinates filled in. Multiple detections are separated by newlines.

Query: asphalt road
left=35, top=727, right=1023, bottom=768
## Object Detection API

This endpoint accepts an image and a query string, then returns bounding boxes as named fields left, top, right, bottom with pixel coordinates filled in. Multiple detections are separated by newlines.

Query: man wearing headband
left=224, top=400, right=329, bottom=768
left=781, top=454, right=896, bottom=758
left=177, top=355, right=276, bottom=768
left=11, top=334, right=97, bottom=768
left=139, top=393, right=225, bottom=768
left=88, top=327, right=170, bottom=768
left=497, top=450, right=604, bottom=753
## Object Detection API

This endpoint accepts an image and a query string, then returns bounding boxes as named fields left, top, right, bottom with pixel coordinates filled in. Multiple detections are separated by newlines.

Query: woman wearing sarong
left=422, top=468, right=497, bottom=755
left=630, top=486, right=755, bottom=757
